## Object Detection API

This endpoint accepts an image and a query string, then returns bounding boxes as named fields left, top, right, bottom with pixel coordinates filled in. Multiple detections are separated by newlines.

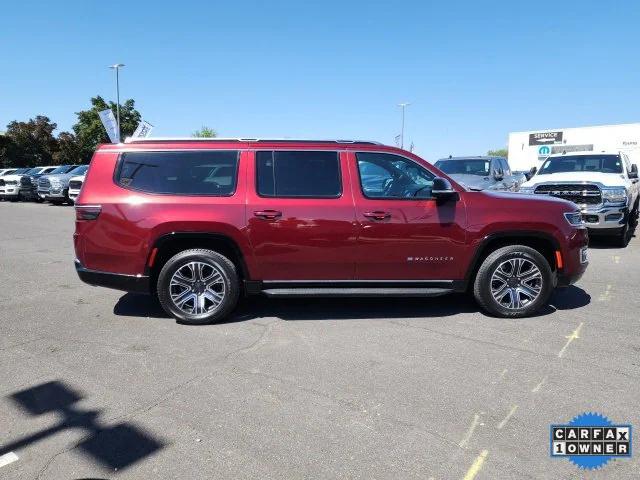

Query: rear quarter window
left=116, top=150, right=239, bottom=195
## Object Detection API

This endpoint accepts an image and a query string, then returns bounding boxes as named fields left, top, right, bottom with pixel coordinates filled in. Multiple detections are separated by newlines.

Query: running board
left=261, top=287, right=453, bottom=298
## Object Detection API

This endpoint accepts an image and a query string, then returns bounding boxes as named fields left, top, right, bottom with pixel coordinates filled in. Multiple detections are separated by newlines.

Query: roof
left=123, top=137, right=383, bottom=145
left=546, top=150, right=623, bottom=157
left=436, top=156, right=505, bottom=161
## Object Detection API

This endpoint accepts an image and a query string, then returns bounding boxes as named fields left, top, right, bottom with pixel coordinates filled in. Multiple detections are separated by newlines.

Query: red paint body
left=74, top=141, right=588, bottom=288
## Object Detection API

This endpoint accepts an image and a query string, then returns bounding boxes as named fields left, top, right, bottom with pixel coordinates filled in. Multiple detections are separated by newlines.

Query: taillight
left=75, top=204, right=102, bottom=221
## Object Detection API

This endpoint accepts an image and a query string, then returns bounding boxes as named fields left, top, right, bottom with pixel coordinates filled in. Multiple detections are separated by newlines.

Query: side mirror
left=629, top=164, right=638, bottom=179
left=432, top=177, right=459, bottom=203
left=525, top=166, right=537, bottom=181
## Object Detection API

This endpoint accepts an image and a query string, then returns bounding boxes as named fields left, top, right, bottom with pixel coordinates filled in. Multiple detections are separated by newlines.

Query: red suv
left=74, top=138, right=588, bottom=324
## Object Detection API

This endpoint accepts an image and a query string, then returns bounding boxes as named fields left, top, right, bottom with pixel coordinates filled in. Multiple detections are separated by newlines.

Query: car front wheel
left=473, top=245, right=554, bottom=318
left=157, top=249, right=240, bottom=324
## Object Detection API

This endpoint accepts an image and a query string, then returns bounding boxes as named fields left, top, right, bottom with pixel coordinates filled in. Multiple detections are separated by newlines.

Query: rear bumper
left=75, top=260, right=150, bottom=294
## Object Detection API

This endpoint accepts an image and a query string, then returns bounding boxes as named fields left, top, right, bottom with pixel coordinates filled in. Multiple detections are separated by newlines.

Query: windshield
left=13, top=168, right=30, bottom=174
left=25, top=167, right=42, bottom=174
left=435, top=159, right=490, bottom=176
left=538, top=154, right=623, bottom=174
left=69, top=165, right=88, bottom=175
left=49, top=165, right=75, bottom=174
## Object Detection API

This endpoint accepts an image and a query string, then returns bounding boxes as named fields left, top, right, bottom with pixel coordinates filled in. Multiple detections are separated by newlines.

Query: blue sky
left=1, top=0, right=639, bottom=160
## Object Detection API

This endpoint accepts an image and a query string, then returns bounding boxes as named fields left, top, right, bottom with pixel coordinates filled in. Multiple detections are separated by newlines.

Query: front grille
left=534, top=183, right=601, bottom=205
left=39, top=177, right=51, bottom=188
left=20, top=176, right=32, bottom=186
left=69, top=180, right=83, bottom=190
left=0, top=179, right=4, bottom=187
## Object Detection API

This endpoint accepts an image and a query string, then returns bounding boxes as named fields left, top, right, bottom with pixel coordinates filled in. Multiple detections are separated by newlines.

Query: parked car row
left=0, top=164, right=88, bottom=204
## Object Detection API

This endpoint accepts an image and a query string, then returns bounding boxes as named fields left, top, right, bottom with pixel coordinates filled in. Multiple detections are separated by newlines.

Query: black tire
left=613, top=224, right=629, bottom=248
left=473, top=245, right=554, bottom=318
left=157, top=249, right=240, bottom=325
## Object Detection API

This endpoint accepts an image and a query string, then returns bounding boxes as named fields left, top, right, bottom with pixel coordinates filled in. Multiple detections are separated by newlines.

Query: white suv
left=520, top=151, right=639, bottom=246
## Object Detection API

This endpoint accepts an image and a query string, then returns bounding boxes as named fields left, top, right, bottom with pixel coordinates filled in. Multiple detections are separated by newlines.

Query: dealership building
left=507, top=123, right=640, bottom=172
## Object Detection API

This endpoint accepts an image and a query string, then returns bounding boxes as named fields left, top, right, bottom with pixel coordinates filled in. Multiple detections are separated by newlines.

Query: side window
left=256, top=150, right=341, bottom=198
left=500, top=158, right=511, bottom=175
left=356, top=152, right=434, bottom=199
left=117, top=150, right=239, bottom=195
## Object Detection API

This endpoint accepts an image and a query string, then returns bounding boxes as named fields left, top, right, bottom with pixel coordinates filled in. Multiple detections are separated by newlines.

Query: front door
left=245, top=149, right=357, bottom=280
left=349, top=151, right=468, bottom=280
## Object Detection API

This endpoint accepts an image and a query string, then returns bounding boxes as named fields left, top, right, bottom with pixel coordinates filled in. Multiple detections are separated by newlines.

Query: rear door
left=245, top=149, right=357, bottom=280
left=348, top=151, right=467, bottom=281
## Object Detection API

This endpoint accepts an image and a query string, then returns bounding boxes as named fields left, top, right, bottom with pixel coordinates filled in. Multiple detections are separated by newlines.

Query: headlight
left=5, top=180, right=18, bottom=185
left=601, top=187, right=627, bottom=204
left=564, top=211, right=584, bottom=226
left=519, top=186, right=535, bottom=194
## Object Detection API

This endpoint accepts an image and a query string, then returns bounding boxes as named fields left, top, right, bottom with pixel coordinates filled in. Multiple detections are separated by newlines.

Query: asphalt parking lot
left=1, top=201, right=639, bottom=479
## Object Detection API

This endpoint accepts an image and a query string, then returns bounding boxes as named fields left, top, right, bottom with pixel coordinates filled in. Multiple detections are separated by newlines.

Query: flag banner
left=98, top=109, right=119, bottom=143
left=131, top=120, right=154, bottom=139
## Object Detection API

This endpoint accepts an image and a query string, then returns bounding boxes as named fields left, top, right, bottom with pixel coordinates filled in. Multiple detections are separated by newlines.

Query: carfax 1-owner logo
left=550, top=412, right=632, bottom=470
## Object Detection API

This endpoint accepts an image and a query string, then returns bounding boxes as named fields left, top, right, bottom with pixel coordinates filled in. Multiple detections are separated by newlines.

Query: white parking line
left=0, top=452, right=19, bottom=468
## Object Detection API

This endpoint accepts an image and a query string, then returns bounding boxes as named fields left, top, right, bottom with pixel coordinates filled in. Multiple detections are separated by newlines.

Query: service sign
left=98, top=109, right=119, bottom=143
left=529, top=131, right=563, bottom=145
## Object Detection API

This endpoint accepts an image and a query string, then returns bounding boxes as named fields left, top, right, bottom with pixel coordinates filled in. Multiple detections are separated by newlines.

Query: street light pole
left=109, top=64, right=125, bottom=142
left=398, top=102, right=410, bottom=149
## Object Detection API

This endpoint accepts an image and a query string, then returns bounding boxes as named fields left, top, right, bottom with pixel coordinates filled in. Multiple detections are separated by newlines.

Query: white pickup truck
left=519, top=151, right=639, bottom=246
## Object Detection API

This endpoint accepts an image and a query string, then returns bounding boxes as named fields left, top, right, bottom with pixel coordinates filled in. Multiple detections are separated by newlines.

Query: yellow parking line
left=496, top=405, right=518, bottom=430
left=459, top=414, right=481, bottom=448
left=462, top=450, right=488, bottom=480
left=531, top=376, right=547, bottom=393
left=558, top=322, right=584, bottom=358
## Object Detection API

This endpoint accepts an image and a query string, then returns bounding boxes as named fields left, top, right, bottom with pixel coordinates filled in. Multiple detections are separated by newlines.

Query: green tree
left=192, top=126, right=217, bottom=138
left=0, top=134, right=17, bottom=168
left=487, top=148, right=508, bottom=157
left=73, top=96, right=142, bottom=162
left=53, top=131, right=82, bottom=165
left=2, top=116, right=58, bottom=167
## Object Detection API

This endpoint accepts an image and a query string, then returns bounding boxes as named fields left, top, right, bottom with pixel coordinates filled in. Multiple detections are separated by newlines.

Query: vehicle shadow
left=588, top=224, right=637, bottom=249
left=1, top=381, right=165, bottom=472
left=114, top=285, right=590, bottom=323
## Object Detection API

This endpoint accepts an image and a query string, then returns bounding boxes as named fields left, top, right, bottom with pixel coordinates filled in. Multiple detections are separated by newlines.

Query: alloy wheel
left=490, top=257, right=543, bottom=310
left=169, top=261, right=226, bottom=315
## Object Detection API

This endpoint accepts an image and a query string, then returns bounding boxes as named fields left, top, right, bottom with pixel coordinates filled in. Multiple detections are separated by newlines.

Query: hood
left=478, top=189, right=576, bottom=207
left=44, top=173, right=77, bottom=182
left=523, top=171, right=627, bottom=188
left=447, top=173, right=495, bottom=190
left=0, top=174, right=25, bottom=182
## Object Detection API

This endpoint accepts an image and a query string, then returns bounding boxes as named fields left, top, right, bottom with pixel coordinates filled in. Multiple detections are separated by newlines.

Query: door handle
left=254, top=210, right=282, bottom=220
left=363, top=211, right=391, bottom=220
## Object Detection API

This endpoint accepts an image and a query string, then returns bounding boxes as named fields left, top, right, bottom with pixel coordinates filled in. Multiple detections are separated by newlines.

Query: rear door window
left=256, top=151, right=341, bottom=198
left=117, top=150, right=239, bottom=195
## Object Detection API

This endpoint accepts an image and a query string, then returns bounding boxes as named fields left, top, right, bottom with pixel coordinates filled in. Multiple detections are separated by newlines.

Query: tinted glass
left=256, top=151, right=341, bottom=197
left=49, top=165, right=75, bottom=174
left=357, top=152, right=434, bottom=199
left=25, top=168, right=42, bottom=174
left=117, top=151, right=239, bottom=195
left=69, top=165, right=88, bottom=175
left=13, top=168, right=30, bottom=174
left=539, top=155, right=623, bottom=174
left=435, top=159, right=490, bottom=176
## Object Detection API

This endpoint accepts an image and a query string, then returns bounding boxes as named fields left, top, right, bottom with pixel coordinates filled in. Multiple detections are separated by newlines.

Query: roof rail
left=123, top=137, right=383, bottom=145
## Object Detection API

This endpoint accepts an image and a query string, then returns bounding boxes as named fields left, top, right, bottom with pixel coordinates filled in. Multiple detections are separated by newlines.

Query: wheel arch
left=461, top=231, right=560, bottom=291
left=147, top=232, right=251, bottom=291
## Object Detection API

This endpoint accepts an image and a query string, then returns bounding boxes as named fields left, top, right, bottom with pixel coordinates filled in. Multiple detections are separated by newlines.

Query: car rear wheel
left=157, top=249, right=240, bottom=324
left=473, top=245, right=554, bottom=318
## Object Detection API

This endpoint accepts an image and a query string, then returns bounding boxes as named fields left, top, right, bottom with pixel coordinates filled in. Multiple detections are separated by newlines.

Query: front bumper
left=0, top=186, right=20, bottom=197
left=579, top=204, right=627, bottom=230
left=75, top=260, right=150, bottom=293
left=38, top=187, right=67, bottom=199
